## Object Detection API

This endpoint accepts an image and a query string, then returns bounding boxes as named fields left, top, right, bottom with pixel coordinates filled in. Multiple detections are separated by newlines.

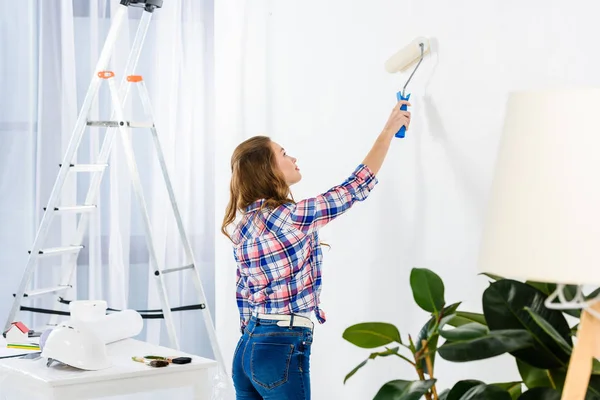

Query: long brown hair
left=221, top=136, right=294, bottom=241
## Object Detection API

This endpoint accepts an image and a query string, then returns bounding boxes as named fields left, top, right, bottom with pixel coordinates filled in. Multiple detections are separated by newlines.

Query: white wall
left=215, top=1, right=600, bottom=398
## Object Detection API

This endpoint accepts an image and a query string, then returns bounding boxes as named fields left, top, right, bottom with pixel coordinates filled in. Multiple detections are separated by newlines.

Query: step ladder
left=4, top=0, right=231, bottom=396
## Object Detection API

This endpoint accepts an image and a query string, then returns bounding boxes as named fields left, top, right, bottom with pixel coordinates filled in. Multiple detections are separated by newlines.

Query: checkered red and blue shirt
left=231, top=164, right=378, bottom=332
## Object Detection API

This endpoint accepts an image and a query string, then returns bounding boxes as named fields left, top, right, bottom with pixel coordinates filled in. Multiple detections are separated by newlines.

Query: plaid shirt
left=231, top=164, right=378, bottom=332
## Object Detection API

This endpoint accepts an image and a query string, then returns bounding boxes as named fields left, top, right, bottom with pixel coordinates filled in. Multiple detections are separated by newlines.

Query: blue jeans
left=232, top=315, right=313, bottom=399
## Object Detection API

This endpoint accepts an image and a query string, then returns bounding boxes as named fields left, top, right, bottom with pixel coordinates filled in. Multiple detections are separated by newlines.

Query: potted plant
left=342, top=268, right=600, bottom=399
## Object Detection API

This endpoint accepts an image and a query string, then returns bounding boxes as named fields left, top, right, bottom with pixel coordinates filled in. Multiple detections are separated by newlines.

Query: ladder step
left=87, top=120, right=154, bottom=129
left=21, top=286, right=71, bottom=298
left=159, top=264, right=195, bottom=275
left=44, top=205, right=97, bottom=213
left=60, top=163, right=108, bottom=172
left=29, top=245, right=84, bottom=257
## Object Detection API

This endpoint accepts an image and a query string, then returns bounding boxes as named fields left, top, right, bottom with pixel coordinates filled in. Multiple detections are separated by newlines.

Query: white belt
left=253, top=312, right=314, bottom=329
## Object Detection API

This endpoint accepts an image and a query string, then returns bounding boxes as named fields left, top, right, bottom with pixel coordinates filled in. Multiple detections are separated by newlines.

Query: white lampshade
left=478, top=87, right=600, bottom=285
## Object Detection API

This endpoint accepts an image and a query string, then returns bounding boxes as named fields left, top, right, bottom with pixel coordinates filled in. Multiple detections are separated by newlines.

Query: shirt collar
left=245, top=199, right=265, bottom=213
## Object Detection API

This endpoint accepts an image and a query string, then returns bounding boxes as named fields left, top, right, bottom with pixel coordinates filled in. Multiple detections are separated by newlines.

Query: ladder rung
left=60, top=163, right=108, bottom=172
left=87, top=120, right=154, bottom=128
left=21, top=286, right=71, bottom=298
left=160, top=264, right=195, bottom=275
left=128, top=121, right=154, bottom=128
left=87, top=121, right=122, bottom=127
left=44, top=205, right=97, bottom=213
left=29, top=246, right=84, bottom=257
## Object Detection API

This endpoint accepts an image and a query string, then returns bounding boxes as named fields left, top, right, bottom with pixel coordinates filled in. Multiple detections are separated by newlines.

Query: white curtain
left=1, top=0, right=219, bottom=397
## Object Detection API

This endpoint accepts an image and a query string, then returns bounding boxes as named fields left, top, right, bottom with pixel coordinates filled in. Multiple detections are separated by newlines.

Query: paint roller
left=385, top=37, right=431, bottom=138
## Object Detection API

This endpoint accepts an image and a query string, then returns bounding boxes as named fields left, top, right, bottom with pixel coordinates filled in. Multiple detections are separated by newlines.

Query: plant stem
left=415, top=367, right=433, bottom=400
left=408, top=334, right=417, bottom=353
left=409, top=309, right=448, bottom=400
left=411, top=338, right=432, bottom=400
left=393, top=353, right=417, bottom=367
left=413, top=334, right=436, bottom=365
left=401, top=343, right=413, bottom=351
left=412, top=311, right=445, bottom=400
left=547, top=370, right=557, bottom=390
left=414, top=311, right=445, bottom=364
left=422, top=339, right=439, bottom=400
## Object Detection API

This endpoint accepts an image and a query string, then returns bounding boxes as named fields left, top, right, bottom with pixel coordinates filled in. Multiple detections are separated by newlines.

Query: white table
left=0, top=338, right=217, bottom=399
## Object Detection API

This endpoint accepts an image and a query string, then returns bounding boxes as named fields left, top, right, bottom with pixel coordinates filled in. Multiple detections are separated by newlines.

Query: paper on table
left=0, top=337, right=39, bottom=359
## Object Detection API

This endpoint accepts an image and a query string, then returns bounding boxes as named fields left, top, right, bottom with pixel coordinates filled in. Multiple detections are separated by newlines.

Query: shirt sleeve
left=235, top=262, right=251, bottom=333
left=286, top=164, right=378, bottom=235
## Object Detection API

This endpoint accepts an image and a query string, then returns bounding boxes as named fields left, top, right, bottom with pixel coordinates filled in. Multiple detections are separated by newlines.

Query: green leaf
left=443, top=302, right=463, bottom=317
left=586, top=374, right=600, bottom=398
left=415, top=318, right=438, bottom=376
left=344, top=359, right=367, bottom=384
left=446, top=380, right=484, bottom=400
left=524, top=307, right=572, bottom=354
left=517, top=387, right=561, bottom=400
left=438, top=329, right=534, bottom=362
left=523, top=281, right=554, bottom=295
left=439, top=302, right=464, bottom=329
left=571, top=324, right=579, bottom=337
left=482, top=279, right=572, bottom=369
left=526, top=281, right=581, bottom=318
left=586, top=287, right=600, bottom=301
left=410, top=268, right=445, bottom=314
left=516, top=359, right=552, bottom=389
left=460, top=384, right=512, bottom=400
left=593, top=359, right=600, bottom=375
left=373, top=379, right=436, bottom=400
left=342, top=322, right=402, bottom=348
left=516, top=359, right=567, bottom=391
left=447, top=311, right=487, bottom=327
left=492, top=382, right=522, bottom=400
left=414, top=301, right=462, bottom=376
left=480, top=272, right=505, bottom=281
left=343, top=347, right=399, bottom=384
left=440, top=322, right=489, bottom=341
left=439, top=389, right=450, bottom=400
left=525, top=281, right=576, bottom=300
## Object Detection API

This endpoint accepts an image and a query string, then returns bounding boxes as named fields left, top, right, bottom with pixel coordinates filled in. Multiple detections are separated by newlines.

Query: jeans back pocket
left=251, top=342, right=294, bottom=389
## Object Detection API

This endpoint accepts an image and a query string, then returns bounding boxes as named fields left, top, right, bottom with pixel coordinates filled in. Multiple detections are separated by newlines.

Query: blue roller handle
left=395, top=92, right=411, bottom=138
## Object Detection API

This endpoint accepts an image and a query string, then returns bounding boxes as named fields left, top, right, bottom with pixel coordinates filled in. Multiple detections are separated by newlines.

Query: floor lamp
left=477, top=87, right=600, bottom=400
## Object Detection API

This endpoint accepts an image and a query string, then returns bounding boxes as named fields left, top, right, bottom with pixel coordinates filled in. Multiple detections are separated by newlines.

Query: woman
left=222, top=100, right=411, bottom=399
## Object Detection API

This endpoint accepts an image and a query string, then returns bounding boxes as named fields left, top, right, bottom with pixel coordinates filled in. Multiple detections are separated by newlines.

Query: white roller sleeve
left=385, top=37, right=430, bottom=73
left=69, top=300, right=107, bottom=321
left=77, top=310, right=144, bottom=344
